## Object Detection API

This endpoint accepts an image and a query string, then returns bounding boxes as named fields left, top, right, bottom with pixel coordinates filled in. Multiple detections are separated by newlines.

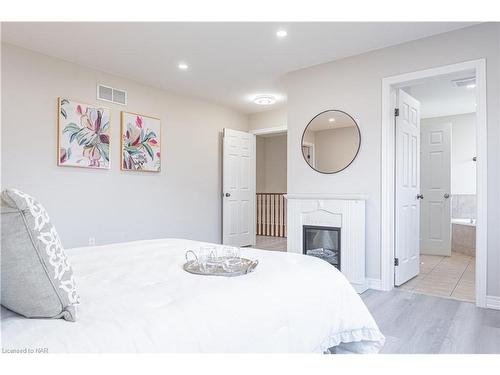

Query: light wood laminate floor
left=361, top=289, right=500, bottom=354
left=398, top=252, right=475, bottom=302
left=255, top=235, right=287, bottom=252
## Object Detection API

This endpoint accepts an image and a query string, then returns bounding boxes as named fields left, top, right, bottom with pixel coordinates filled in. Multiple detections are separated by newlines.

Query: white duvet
left=1, top=239, right=384, bottom=353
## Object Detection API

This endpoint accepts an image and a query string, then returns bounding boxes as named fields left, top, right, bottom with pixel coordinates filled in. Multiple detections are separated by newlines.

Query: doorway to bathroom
left=394, top=71, right=477, bottom=303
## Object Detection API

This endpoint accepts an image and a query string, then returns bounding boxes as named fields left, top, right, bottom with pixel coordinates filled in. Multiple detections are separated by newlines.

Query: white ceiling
left=1, top=22, right=476, bottom=114
left=403, top=70, right=477, bottom=118
left=307, top=110, right=355, bottom=132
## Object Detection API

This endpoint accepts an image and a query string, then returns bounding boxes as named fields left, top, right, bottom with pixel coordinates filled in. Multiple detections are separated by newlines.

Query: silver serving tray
left=183, top=258, right=258, bottom=277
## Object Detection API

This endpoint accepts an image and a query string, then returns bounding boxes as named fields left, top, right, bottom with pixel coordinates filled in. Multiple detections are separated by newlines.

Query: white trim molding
left=249, top=125, right=287, bottom=135
left=380, top=59, right=488, bottom=306
left=366, top=278, right=384, bottom=291
left=486, top=296, right=500, bottom=310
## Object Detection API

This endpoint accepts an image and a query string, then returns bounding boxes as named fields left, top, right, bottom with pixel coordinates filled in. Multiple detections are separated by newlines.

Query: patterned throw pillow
left=1, top=188, right=80, bottom=321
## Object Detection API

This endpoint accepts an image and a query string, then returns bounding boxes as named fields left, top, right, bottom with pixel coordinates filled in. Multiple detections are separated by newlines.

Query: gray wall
left=286, top=23, right=500, bottom=297
left=1, top=43, right=249, bottom=247
left=313, top=126, right=359, bottom=172
left=256, top=134, right=287, bottom=193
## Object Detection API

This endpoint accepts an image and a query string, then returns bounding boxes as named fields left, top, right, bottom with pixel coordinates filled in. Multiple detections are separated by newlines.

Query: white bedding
left=1, top=238, right=384, bottom=353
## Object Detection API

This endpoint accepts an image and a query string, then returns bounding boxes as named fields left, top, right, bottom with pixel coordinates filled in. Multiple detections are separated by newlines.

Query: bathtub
left=452, top=218, right=476, bottom=256
left=451, top=218, right=476, bottom=226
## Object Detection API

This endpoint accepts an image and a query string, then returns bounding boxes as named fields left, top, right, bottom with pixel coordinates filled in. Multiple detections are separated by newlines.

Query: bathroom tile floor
left=397, top=252, right=475, bottom=303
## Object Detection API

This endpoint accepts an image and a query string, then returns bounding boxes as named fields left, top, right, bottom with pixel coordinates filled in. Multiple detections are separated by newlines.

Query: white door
left=420, top=122, right=452, bottom=256
left=223, top=128, right=256, bottom=247
left=395, top=89, right=421, bottom=286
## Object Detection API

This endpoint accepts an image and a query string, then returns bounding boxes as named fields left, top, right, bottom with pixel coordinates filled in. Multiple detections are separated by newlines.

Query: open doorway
left=396, top=72, right=477, bottom=302
left=254, top=130, right=287, bottom=251
left=381, top=59, right=487, bottom=307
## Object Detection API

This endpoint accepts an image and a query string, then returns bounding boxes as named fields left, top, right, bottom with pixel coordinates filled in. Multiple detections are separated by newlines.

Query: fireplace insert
left=303, top=225, right=341, bottom=270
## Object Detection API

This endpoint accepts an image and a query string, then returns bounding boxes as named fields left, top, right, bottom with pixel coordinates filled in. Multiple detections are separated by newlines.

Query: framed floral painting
left=58, top=98, right=111, bottom=169
left=121, top=112, right=161, bottom=172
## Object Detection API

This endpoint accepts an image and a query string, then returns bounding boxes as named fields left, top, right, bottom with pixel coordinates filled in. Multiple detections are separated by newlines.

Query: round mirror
left=301, top=110, right=361, bottom=174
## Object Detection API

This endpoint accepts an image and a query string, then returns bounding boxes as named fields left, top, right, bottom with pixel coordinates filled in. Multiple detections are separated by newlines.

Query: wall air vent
left=451, top=77, right=476, bottom=88
left=97, top=84, right=128, bottom=105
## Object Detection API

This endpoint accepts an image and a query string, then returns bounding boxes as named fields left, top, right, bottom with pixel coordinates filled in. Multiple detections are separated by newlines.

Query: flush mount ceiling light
left=178, top=62, right=189, bottom=71
left=276, top=29, right=288, bottom=38
left=253, top=95, right=276, bottom=105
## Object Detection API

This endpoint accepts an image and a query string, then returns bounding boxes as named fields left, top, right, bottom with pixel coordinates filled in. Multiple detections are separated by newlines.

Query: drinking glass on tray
left=221, top=246, right=242, bottom=272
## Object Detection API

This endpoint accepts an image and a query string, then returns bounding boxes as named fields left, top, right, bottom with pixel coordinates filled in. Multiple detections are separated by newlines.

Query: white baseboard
left=364, top=281, right=499, bottom=309
left=352, top=282, right=369, bottom=294
left=366, top=278, right=384, bottom=291
left=486, top=295, right=500, bottom=310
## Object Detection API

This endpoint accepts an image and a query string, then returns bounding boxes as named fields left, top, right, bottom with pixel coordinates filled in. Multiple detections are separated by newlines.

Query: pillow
left=1, top=188, right=80, bottom=321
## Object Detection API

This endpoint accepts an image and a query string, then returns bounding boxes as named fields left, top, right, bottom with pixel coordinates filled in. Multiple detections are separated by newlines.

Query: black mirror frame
left=301, top=109, right=361, bottom=174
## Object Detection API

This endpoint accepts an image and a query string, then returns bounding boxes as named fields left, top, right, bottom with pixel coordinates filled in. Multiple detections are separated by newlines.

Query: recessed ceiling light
left=328, top=118, right=336, bottom=122
left=276, top=29, right=287, bottom=38
left=466, top=83, right=477, bottom=89
left=253, top=95, right=276, bottom=105
left=178, top=62, right=189, bottom=71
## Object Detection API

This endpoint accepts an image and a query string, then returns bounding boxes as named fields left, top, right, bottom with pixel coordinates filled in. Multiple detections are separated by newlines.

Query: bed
left=1, top=238, right=384, bottom=353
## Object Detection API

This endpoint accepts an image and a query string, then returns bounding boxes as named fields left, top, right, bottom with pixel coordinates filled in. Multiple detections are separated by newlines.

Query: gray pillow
left=1, top=188, right=80, bottom=321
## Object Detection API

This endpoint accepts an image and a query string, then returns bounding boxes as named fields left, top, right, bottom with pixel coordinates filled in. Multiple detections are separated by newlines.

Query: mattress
left=1, top=238, right=384, bottom=353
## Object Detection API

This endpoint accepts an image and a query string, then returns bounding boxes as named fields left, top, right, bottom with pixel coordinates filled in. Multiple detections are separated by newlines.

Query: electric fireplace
left=303, top=225, right=341, bottom=270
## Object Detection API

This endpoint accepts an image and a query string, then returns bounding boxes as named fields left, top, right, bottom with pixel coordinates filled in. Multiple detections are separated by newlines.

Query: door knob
left=444, top=193, right=450, bottom=199
left=225, top=193, right=231, bottom=197
left=416, top=194, right=424, bottom=200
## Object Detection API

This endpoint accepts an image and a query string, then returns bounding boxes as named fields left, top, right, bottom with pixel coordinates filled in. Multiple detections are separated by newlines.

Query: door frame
left=249, top=125, right=287, bottom=136
left=250, top=125, right=288, bottom=243
left=380, top=59, right=488, bottom=308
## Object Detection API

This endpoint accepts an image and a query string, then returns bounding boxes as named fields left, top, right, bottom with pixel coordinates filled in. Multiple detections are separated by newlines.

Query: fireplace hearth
left=303, top=225, right=341, bottom=270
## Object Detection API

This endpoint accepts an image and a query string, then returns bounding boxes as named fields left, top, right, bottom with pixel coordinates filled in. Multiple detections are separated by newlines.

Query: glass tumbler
left=221, top=246, right=241, bottom=272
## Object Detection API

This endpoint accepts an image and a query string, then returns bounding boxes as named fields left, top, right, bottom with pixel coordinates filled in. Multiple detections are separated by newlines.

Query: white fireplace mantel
left=286, top=194, right=367, bottom=293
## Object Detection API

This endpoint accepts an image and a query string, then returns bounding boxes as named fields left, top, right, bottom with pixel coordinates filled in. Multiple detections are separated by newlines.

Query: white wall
left=256, top=134, right=287, bottom=193
left=248, top=107, right=287, bottom=131
left=1, top=43, right=249, bottom=247
left=422, top=113, right=476, bottom=195
left=286, top=23, right=500, bottom=297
